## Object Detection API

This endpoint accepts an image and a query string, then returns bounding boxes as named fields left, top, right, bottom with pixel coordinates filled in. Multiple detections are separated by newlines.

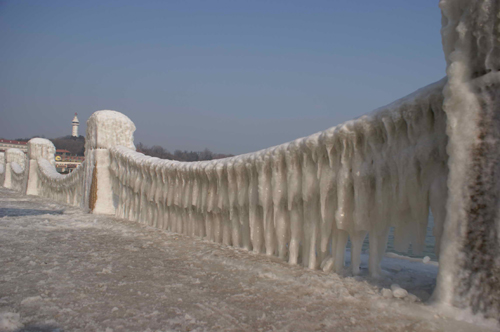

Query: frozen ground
left=0, top=188, right=497, bottom=332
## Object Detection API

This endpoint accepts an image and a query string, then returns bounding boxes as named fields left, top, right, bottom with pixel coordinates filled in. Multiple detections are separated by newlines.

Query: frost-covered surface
left=10, top=162, right=26, bottom=193
left=110, top=79, right=448, bottom=278
left=84, top=110, right=136, bottom=212
left=1, top=188, right=497, bottom=332
left=3, top=149, right=27, bottom=193
left=85, top=110, right=136, bottom=151
left=36, top=158, right=85, bottom=207
left=5, top=149, right=25, bottom=169
left=10, top=162, right=23, bottom=175
left=434, top=0, right=500, bottom=320
left=28, top=138, right=56, bottom=166
left=26, top=138, right=57, bottom=196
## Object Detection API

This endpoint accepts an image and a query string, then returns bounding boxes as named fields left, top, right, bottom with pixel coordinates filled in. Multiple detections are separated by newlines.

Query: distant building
left=55, top=149, right=84, bottom=174
left=0, top=139, right=28, bottom=153
left=2, top=114, right=84, bottom=172
left=72, top=113, right=79, bottom=137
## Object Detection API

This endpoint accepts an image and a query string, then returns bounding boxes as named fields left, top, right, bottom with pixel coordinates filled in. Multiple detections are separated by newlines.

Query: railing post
left=4, top=148, right=26, bottom=190
left=84, top=110, right=136, bottom=215
left=435, top=0, right=500, bottom=319
left=26, top=138, right=56, bottom=196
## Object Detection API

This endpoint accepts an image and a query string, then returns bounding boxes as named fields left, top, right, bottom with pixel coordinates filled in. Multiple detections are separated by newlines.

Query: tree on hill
left=50, top=136, right=85, bottom=156
left=137, top=143, right=233, bottom=162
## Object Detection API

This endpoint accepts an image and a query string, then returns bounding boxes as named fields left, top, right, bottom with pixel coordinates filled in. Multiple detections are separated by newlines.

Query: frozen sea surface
left=0, top=188, right=496, bottom=332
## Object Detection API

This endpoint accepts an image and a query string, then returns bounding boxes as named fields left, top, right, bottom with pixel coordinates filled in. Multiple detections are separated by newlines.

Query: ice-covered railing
left=3, top=148, right=27, bottom=192
left=109, top=79, right=448, bottom=277
left=2, top=0, right=499, bottom=320
left=26, top=138, right=85, bottom=206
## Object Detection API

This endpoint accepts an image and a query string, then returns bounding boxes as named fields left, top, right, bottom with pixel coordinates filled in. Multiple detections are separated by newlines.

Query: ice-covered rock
left=381, top=288, right=393, bottom=298
left=390, top=284, right=408, bottom=299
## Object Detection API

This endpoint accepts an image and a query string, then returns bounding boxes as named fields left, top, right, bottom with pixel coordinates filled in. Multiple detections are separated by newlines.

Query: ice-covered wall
left=109, top=79, right=448, bottom=277
left=434, top=0, right=500, bottom=320
left=26, top=138, right=85, bottom=206
left=3, top=148, right=27, bottom=192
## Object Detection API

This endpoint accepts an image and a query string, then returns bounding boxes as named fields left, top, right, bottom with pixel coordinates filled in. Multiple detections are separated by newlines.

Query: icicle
left=226, top=159, right=241, bottom=247
left=271, top=146, right=289, bottom=260
left=302, top=134, right=321, bottom=269
left=316, top=133, right=337, bottom=265
left=246, top=156, right=264, bottom=253
left=257, top=150, right=275, bottom=256
left=235, top=156, right=251, bottom=250
left=285, top=139, right=303, bottom=265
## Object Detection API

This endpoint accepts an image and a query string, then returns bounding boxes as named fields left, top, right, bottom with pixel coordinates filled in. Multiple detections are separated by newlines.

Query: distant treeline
left=51, top=136, right=86, bottom=156
left=136, top=142, right=233, bottom=162
left=13, top=135, right=85, bottom=156
left=10, top=136, right=232, bottom=161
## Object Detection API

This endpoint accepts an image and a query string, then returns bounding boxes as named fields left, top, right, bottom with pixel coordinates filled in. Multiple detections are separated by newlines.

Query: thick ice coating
left=23, top=138, right=85, bottom=206
left=85, top=110, right=136, bottom=151
left=434, top=0, right=500, bottom=320
left=109, top=78, right=448, bottom=276
left=4, top=148, right=27, bottom=192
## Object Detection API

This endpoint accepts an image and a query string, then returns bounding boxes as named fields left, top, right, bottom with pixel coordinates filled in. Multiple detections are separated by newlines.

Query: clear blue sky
left=0, top=1, right=445, bottom=154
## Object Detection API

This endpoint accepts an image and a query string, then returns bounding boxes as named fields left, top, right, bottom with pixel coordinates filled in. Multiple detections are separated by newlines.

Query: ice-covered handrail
left=3, top=0, right=499, bottom=319
left=26, top=138, right=85, bottom=207
left=36, top=158, right=85, bottom=206
left=109, top=78, right=448, bottom=276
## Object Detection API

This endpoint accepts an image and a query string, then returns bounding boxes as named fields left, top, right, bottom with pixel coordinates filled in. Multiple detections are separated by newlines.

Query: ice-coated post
left=435, top=0, right=500, bottom=320
left=26, top=138, right=56, bottom=196
left=85, top=110, right=136, bottom=214
left=4, top=148, right=26, bottom=190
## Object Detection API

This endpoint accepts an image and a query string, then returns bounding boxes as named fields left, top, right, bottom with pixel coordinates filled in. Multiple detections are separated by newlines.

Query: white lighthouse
left=72, top=113, right=79, bottom=137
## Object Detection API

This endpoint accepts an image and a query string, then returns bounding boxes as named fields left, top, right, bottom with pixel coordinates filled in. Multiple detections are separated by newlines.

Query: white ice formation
left=2, top=0, right=500, bottom=320
left=25, top=138, right=85, bottom=206
left=108, top=79, right=448, bottom=277
left=84, top=110, right=136, bottom=214
left=3, top=148, right=27, bottom=192
left=432, top=0, right=500, bottom=319
left=36, top=156, right=85, bottom=206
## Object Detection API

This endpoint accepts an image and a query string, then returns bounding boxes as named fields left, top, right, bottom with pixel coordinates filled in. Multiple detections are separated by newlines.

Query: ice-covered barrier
left=25, top=138, right=86, bottom=206
left=36, top=157, right=85, bottom=206
left=3, top=148, right=27, bottom=192
left=3, top=0, right=500, bottom=320
left=109, top=79, right=448, bottom=277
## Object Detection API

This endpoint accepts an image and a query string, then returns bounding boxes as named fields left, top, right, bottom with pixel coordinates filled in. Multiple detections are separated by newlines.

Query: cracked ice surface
left=0, top=188, right=496, bottom=331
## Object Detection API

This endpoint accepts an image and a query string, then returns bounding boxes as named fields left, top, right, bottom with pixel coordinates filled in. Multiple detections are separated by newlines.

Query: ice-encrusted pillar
left=3, top=148, right=26, bottom=190
left=26, top=138, right=56, bottom=196
left=85, top=110, right=136, bottom=214
left=435, top=0, right=500, bottom=319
